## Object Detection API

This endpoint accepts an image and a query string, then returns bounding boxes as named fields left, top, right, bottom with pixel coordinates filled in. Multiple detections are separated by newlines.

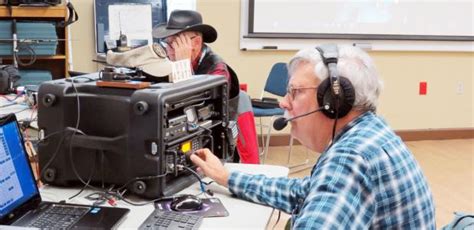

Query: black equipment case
left=37, top=74, right=231, bottom=199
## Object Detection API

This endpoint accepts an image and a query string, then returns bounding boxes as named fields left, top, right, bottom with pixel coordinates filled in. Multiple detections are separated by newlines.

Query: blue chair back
left=264, top=62, right=288, bottom=97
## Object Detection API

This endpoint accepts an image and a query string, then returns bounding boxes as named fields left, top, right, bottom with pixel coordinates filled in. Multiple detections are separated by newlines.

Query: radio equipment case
left=37, top=73, right=231, bottom=199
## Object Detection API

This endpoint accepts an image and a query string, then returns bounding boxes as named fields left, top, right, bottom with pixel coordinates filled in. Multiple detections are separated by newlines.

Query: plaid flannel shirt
left=228, top=112, right=435, bottom=229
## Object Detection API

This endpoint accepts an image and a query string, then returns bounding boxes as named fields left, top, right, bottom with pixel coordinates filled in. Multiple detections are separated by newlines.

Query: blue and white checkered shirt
left=228, top=112, right=435, bottom=229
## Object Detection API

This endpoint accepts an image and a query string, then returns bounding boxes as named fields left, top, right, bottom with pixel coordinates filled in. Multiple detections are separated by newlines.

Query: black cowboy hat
left=152, top=10, right=217, bottom=43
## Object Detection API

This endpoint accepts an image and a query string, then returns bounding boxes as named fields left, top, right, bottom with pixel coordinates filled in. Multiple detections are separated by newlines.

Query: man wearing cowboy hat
left=153, top=10, right=230, bottom=83
left=154, top=10, right=260, bottom=164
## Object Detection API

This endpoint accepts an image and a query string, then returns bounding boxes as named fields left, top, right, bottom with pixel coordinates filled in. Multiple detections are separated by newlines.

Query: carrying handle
left=70, top=134, right=127, bottom=153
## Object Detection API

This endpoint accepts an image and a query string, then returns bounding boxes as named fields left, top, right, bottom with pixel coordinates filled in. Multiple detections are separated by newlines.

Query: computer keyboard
left=28, top=204, right=90, bottom=229
left=139, top=209, right=202, bottom=230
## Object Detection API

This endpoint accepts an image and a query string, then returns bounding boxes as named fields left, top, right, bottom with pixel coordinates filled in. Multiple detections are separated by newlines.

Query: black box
left=37, top=74, right=230, bottom=199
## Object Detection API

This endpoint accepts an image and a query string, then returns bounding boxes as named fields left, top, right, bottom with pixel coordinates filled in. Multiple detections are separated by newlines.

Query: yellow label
left=181, top=141, right=191, bottom=153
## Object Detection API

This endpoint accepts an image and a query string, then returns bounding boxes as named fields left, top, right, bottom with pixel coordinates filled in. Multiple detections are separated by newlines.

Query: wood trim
left=0, top=6, right=67, bottom=18
left=260, top=128, right=474, bottom=146
left=395, top=128, right=474, bottom=141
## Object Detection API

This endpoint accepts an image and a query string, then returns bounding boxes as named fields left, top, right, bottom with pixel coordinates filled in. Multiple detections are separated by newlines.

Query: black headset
left=315, top=44, right=355, bottom=119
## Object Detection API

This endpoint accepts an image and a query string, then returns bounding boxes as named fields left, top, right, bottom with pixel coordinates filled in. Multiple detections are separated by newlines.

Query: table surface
left=0, top=94, right=36, bottom=125
left=40, top=163, right=289, bottom=229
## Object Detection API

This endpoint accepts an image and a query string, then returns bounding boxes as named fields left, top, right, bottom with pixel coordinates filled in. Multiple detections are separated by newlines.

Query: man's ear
left=193, top=35, right=203, bottom=46
left=191, top=37, right=203, bottom=56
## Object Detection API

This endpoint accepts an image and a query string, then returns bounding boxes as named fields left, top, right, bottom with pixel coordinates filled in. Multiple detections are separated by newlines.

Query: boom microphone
left=273, top=105, right=329, bottom=131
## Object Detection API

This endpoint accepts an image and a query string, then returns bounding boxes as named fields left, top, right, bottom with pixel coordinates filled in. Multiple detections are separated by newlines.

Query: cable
left=65, top=76, right=95, bottom=83
left=14, top=42, right=37, bottom=66
left=68, top=150, right=97, bottom=200
left=198, top=125, right=214, bottom=153
left=183, top=165, right=205, bottom=192
left=272, top=210, right=282, bottom=230
left=78, top=172, right=170, bottom=206
left=0, top=94, right=21, bottom=102
left=105, top=189, right=171, bottom=206
left=34, top=127, right=84, bottom=148
left=452, top=215, right=474, bottom=228
left=38, top=127, right=87, bottom=183
left=67, top=80, right=105, bottom=190
left=0, top=102, right=17, bottom=108
left=39, top=132, right=66, bottom=182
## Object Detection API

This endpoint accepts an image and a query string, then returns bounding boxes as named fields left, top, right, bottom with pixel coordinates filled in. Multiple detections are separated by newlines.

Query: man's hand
left=170, top=33, right=193, bottom=61
left=190, top=148, right=229, bottom=187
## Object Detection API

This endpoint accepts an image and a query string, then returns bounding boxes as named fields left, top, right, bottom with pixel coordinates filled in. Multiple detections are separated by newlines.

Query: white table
left=0, top=94, right=36, bottom=124
left=40, top=163, right=289, bottom=229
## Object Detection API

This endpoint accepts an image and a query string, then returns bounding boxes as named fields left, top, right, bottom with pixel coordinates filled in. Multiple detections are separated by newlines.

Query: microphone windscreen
left=273, top=117, right=288, bottom=131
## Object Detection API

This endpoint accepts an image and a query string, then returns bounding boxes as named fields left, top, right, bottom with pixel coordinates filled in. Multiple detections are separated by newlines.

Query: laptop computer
left=0, top=113, right=130, bottom=229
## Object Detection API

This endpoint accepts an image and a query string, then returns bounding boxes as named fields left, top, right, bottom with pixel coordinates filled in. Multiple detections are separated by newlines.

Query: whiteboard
left=240, top=0, right=474, bottom=51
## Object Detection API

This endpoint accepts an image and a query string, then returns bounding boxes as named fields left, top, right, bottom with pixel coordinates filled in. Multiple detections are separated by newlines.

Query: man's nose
left=279, top=95, right=291, bottom=110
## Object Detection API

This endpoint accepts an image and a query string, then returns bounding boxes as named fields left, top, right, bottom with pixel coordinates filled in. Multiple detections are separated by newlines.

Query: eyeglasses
left=160, top=35, right=198, bottom=48
left=286, top=86, right=318, bottom=101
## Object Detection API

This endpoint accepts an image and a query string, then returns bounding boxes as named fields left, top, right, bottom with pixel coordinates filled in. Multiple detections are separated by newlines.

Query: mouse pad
left=154, top=197, right=229, bottom=217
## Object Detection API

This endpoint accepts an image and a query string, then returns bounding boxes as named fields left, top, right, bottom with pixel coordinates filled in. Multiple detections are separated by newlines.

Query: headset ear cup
left=316, top=77, right=355, bottom=119
left=316, top=78, right=333, bottom=118
left=337, top=77, right=355, bottom=118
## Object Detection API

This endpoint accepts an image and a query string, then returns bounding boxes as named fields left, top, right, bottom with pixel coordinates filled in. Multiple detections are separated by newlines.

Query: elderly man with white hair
left=190, top=44, right=436, bottom=229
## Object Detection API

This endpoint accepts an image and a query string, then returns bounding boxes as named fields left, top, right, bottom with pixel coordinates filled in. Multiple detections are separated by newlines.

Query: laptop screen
left=0, top=118, right=39, bottom=219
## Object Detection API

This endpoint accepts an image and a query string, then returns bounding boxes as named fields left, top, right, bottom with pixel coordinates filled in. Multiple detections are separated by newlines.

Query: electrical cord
left=84, top=186, right=122, bottom=206
left=35, top=127, right=85, bottom=148
left=198, top=125, right=214, bottom=153
left=181, top=165, right=214, bottom=196
left=105, top=189, right=172, bottom=206
left=39, top=132, right=66, bottom=182
left=67, top=80, right=104, bottom=191
left=0, top=102, right=18, bottom=108
left=84, top=187, right=174, bottom=207
left=79, top=172, right=170, bottom=206
left=38, top=127, right=87, bottom=183
left=68, top=150, right=97, bottom=200
left=14, top=42, right=36, bottom=66
left=272, top=210, right=282, bottom=230
left=180, top=165, right=205, bottom=193
left=0, top=94, right=21, bottom=102
left=165, top=148, right=214, bottom=195
left=65, top=76, right=96, bottom=83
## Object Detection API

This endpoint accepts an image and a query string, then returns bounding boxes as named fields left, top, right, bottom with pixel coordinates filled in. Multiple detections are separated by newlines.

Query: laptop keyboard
left=139, top=209, right=202, bottom=230
left=28, top=204, right=90, bottom=229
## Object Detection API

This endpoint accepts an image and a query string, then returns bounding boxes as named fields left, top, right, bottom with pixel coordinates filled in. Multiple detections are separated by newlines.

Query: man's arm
left=190, top=148, right=308, bottom=213
left=228, top=171, right=310, bottom=214
left=293, top=151, right=375, bottom=229
left=190, top=148, right=229, bottom=186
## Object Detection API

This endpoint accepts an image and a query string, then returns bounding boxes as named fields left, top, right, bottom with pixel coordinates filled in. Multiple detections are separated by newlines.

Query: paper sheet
left=108, top=4, right=152, bottom=47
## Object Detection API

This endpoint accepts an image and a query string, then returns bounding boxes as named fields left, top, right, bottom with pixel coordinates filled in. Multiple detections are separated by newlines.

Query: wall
left=69, top=0, right=473, bottom=131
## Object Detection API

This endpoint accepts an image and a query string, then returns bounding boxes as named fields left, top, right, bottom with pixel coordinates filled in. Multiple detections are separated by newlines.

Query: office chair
left=252, top=63, right=287, bottom=164
left=252, top=63, right=311, bottom=168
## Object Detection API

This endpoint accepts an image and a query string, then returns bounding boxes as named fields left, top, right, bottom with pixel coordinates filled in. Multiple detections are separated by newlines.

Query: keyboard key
left=28, top=205, right=90, bottom=228
left=139, top=210, right=202, bottom=230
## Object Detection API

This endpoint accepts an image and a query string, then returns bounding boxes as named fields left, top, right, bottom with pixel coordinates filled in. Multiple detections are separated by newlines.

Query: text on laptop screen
left=0, top=120, right=38, bottom=219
